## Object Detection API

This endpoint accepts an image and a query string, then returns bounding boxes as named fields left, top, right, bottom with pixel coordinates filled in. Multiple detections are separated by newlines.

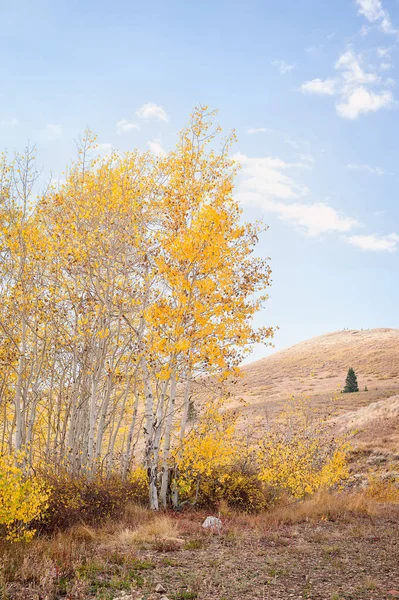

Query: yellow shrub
left=0, top=455, right=49, bottom=541
left=366, top=473, right=399, bottom=503
left=172, top=403, right=239, bottom=500
left=129, top=466, right=149, bottom=501
left=258, top=397, right=350, bottom=499
left=198, top=470, right=270, bottom=512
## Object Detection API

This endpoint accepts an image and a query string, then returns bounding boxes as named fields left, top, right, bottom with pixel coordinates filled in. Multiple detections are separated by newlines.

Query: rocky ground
left=121, top=513, right=399, bottom=600
left=4, top=504, right=399, bottom=600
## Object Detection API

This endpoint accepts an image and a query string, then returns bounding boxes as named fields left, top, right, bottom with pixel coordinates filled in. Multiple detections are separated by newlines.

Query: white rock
left=202, top=516, right=222, bottom=530
left=155, top=584, right=167, bottom=593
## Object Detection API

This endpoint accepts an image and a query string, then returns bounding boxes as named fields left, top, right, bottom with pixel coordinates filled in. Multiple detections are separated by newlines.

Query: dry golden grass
left=231, top=328, right=399, bottom=457
left=238, top=328, right=399, bottom=411
left=220, top=489, right=392, bottom=535
left=115, top=516, right=180, bottom=546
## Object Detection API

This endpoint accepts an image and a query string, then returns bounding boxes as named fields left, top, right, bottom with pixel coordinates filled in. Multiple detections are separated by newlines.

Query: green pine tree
left=343, top=367, right=359, bottom=393
left=187, top=397, right=197, bottom=422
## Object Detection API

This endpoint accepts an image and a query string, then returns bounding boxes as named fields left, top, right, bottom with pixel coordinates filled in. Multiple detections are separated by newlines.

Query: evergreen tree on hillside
left=343, top=367, right=359, bottom=393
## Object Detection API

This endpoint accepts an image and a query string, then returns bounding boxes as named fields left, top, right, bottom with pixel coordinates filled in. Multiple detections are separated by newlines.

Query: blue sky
left=1, top=0, right=399, bottom=360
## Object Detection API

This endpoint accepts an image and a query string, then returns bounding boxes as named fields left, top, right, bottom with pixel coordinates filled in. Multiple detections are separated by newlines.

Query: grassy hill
left=234, top=328, right=399, bottom=457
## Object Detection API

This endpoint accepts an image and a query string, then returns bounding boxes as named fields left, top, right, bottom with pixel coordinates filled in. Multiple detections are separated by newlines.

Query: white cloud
left=46, top=124, right=62, bottom=139
left=299, top=78, right=337, bottom=95
left=116, top=119, right=140, bottom=134
left=356, top=0, right=386, bottom=22
left=336, top=86, right=393, bottom=118
left=347, top=232, right=399, bottom=252
left=147, top=139, right=166, bottom=156
left=299, top=49, right=394, bottom=119
left=335, top=50, right=379, bottom=86
left=380, top=61, right=392, bottom=71
left=355, top=0, right=399, bottom=36
left=272, top=60, right=295, bottom=74
left=261, top=199, right=359, bottom=236
left=234, top=152, right=359, bottom=237
left=346, top=162, right=384, bottom=175
left=0, top=117, right=18, bottom=127
left=233, top=152, right=310, bottom=201
left=136, top=102, right=169, bottom=122
left=247, top=127, right=271, bottom=134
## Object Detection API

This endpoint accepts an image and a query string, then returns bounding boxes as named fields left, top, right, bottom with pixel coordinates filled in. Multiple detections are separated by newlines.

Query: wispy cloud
left=272, top=60, right=295, bottom=74
left=346, top=162, right=384, bottom=175
left=234, top=152, right=394, bottom=246
left=233, top=152, right=359, bottom=237
left=147, top=138, right=166, bottom=156
left=305, top=32, right=335, bottom=53
left=299, top=49, right=394, bottom=119
left=136, top=102, right=169, bottom=122
left=116, top=119, right=140, bottom=134
left=233, top=152, right=310, bottom=201
left=299, top=78, right=336, bottom=95
left=347, top=232, right=399, bottom=252
left=247, top=127, right=271, bottom=134
left=377, top=46, right=391, bottom=58
left=355, top=0, right=399, bottom=36
left=262, top=200, right=359, bottom=236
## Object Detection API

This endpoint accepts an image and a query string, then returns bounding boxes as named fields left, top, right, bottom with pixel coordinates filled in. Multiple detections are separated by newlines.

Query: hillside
left=234, top=328, right=399, bottom=456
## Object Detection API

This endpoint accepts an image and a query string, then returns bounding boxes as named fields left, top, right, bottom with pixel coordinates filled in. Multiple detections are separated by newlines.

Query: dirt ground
left=4, top=507, right=399, bottom=600
left=136, top=512, right=399, bottom=600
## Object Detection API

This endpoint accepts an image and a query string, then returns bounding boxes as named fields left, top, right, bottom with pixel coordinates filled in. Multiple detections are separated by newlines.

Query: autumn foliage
left=0, top=455, right=49, bottom=541
left=0, top=107, right=274, bottom=515
left=0, top=108, right=352, bottom=537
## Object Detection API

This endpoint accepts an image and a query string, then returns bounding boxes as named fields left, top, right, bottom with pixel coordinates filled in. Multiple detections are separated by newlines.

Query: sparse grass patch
left=323, top=544, right=341, bottom=557
left=183, top=538, right=205, bottom=550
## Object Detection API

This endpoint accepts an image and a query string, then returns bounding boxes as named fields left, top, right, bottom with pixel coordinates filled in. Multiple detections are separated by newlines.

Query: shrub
left=0, top=455, right=49, bottom=541
left=366, top=473, right=399, bottom=503
left=259, top=436, right=349, bottom=498
left=172, top=404, right=238, bottom=504
left=258, top=397, right=350, bottom=499
left=197, top=470, right=271, bottom=512
left=38, top=467, right=148, bottom=532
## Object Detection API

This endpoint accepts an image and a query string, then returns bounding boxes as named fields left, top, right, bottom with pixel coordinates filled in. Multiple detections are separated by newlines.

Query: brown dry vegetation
left=238, top=328, right=399, bottom=415
left=1, top=494, right=399, bottom=600
left=234, top=329, right=399, bottom=460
